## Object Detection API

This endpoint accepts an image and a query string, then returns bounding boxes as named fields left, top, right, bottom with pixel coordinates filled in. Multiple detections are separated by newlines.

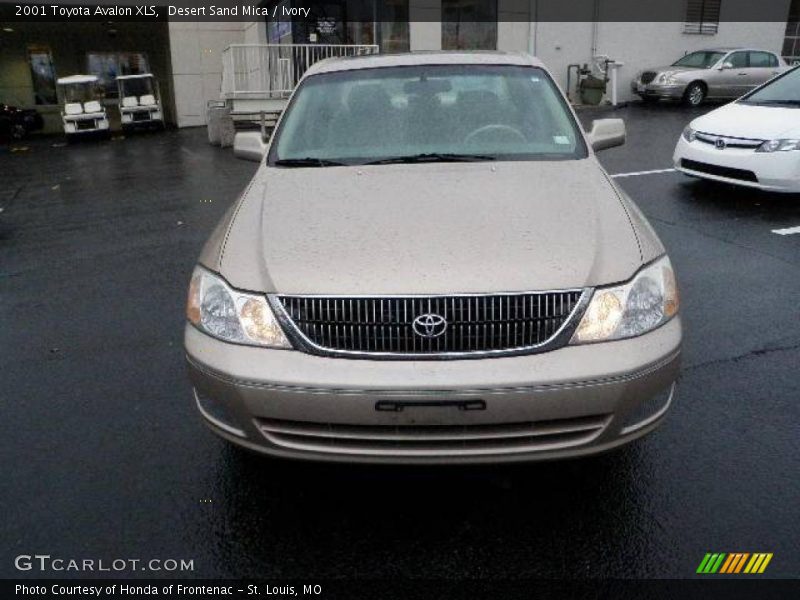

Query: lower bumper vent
left=256, top=414, right=610, bottom=457
left=681, top=159, right=758, bottom=182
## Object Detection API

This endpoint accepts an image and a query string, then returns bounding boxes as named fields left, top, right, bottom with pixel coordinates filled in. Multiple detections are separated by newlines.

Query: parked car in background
left=185, top=52, right=681, bottom=464
left=632, top=48, right=788, bottom=106
left=0, top=103, right=44, bottom=140
left=674, top=65, right=800, bottom=192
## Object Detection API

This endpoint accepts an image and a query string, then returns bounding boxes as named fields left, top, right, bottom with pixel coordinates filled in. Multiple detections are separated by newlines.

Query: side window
left=770, top=54, right=780, bottom=67
left=748, top=51, right=772, bottom=68
left=727, top=52, right=749, bottom=68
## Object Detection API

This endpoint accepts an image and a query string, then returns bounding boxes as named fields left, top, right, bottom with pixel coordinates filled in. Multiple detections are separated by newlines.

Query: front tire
left=683, top=82, right=706, bottom=107
left=11, top=123, right=27, bottom=140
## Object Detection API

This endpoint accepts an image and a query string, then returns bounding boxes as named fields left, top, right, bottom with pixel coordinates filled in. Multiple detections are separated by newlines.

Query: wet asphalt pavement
left=1, top=103, right=799, bottom=581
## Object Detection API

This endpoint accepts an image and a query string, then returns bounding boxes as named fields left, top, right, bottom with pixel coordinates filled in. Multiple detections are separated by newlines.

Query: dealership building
left=0, top=0, right=797, bottom=132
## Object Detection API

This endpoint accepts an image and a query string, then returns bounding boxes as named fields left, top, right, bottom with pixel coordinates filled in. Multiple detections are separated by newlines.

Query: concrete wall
left=410, top=0, right=443, bottom=50
left=243, top=20, right=268, bottom=45
left=167, top=21, right=245, bottom=127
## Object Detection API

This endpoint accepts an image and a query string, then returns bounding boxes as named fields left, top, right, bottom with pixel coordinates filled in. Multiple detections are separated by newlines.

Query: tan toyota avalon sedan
left=185, top=52, right=681, bottom=463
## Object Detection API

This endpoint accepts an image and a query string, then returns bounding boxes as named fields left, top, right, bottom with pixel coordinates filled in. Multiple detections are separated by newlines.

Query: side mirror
left=233, top=131, right=267, bottom=162
left=587, top=118, right=626, bottom=151
left=720, top=62, right=733, bottom=70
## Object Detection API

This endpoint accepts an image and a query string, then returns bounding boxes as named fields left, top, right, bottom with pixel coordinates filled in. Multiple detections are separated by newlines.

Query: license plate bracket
left=375, top=400, right=486, bottom=412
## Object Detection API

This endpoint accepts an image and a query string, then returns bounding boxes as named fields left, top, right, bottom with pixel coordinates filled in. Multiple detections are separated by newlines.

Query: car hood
left=215, top=160, right=646, bottom=295
left=691, top=102, right=800, bottom=139
left=643, top=65, right=698, bottom=76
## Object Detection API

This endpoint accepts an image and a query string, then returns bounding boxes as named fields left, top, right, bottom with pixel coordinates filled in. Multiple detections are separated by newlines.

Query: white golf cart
left=116, top=74, right=164, bottom=131
left=57, top=75, right=110, bottom=139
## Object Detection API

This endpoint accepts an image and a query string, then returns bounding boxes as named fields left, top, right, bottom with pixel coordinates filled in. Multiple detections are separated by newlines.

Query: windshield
left=740, top=65, right=800, bottom=106
left=60, top=82, right=102, bottom=103
left=268, top=65, right=587, bottom=166
left=119, top=77, right=155, bottom=99
left=672, top=51, right=725, bottom=69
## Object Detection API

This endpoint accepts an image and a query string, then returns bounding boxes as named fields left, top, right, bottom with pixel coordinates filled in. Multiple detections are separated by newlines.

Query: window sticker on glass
left=553, top=135, right=571, bottom=145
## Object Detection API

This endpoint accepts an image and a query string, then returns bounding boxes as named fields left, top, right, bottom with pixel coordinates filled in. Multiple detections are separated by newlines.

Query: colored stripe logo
left=697, top=552, right=773, bottom=574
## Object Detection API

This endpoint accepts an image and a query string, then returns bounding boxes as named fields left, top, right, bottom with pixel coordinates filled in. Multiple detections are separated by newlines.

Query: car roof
left=304, top=51, right=542, bottom=77
left=700, top=47, right=775, bottom=52
left=116, top=74, right=155, bottom=80
left=56, top=74, right=99, bottom=85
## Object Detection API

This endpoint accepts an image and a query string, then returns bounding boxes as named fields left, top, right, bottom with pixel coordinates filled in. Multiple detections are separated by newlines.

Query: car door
left=713, top=51, right=751, bottom=98
left=747, top=51, right=784, bottom=89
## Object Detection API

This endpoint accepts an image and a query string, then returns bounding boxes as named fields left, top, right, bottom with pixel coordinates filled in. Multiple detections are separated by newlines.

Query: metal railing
left=221, top=44, right=379, bottom=100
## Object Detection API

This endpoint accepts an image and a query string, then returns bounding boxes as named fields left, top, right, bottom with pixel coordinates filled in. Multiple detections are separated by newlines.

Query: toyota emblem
left=412, top=313, right=448, bottom=338
left=715, top=138, right=726, bottom=150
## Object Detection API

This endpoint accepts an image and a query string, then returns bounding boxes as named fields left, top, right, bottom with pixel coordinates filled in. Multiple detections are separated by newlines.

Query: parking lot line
left=772, top=225, right=800, bottom=236
left=611, top=168, right=675, bottom=179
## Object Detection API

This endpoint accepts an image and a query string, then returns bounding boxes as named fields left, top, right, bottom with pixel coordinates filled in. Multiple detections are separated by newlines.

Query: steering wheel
left=464, top=124, right=526, bottom=145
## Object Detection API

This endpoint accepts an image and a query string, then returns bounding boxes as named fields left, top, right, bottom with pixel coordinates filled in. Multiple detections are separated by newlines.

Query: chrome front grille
left=273, top=291, right=586, bottom=359
left=695, top=132, right=764, bottom=149
left=640, top=71, right=657, bottom=84
left=256, top=414, right=610, bottom=457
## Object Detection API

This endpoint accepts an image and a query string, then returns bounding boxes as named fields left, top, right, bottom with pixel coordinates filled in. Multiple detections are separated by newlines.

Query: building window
left=442, top=0, right=498, bottom=50
left=86, top=52, right=149, bottom=97
left=684, top=0, right=722, bottom=35
left=267, top=1, right=292, bottom=43
left=378, top=0, right=410, bottom=53
left=27, top=45, right=57, bottom=105
left=785, top=0, right=800, bottom=65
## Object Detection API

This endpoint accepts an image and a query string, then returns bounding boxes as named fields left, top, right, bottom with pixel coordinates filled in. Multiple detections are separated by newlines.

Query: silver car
left=185, top=52, right=681, bottom=464
left=632, top=48, right=788, bottom=106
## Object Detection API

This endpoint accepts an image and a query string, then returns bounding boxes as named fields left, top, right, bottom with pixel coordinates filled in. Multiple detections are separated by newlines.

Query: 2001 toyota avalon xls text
left=185, top=52, right=681, bottom=463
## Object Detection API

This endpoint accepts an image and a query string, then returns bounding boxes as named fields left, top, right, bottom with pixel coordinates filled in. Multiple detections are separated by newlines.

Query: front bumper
left=63, top=114, right=109, bottom=134
left=674, top=136, right=800, bottom=193
left=185, top=316, right=682, bottom=464
left=121, top=107, right=163, bottom=125
left=631, top=80, right=685, bottom=100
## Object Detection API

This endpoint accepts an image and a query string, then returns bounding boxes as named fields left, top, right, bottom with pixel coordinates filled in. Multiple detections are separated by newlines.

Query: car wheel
left=11, top=124, right=27, bottom=140
left=683, top=82, right=706, bottom=107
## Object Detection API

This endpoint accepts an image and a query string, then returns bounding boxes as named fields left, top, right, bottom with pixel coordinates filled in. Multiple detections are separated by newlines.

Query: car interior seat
left=406, top=91, right=451, bottom=145
left=83, top=100, right=102, bottom=114
left=332, top=84, right=396, bottom=149
left=64, top=103, right=83, bottom=115
left=139, top=95, right=157, bottom=107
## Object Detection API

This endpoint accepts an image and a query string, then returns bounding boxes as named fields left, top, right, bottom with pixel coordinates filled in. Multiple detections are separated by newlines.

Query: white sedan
left=673, top=65, right=800, bottom=193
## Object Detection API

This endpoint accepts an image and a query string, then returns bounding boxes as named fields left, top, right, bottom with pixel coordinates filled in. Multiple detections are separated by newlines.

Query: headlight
left=186, top=266, right=291, bottom=348
left=682, top=126, right=697, bottom=142
left=755, top=139, right=800, bottom=153
left=570, top=256, right=679, bottom=344
left=658, top=72, right=676, bottom=84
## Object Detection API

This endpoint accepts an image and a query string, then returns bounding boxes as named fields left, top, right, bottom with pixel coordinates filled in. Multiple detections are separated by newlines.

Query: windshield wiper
left=273, top=157, right=348, bottom=167
left=362, top=153, right=497, bottom=165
